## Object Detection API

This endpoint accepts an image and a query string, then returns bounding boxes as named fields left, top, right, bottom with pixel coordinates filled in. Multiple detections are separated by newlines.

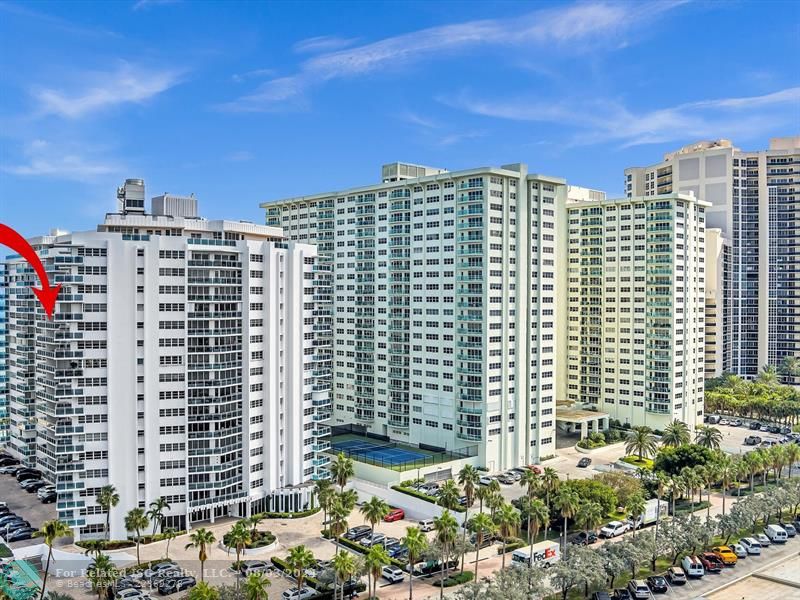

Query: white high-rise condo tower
left=263, top=162, right=563, bottom=472
left=625, top=137, right=800, bottom=379
left=4, top=181, right=332, bottom=540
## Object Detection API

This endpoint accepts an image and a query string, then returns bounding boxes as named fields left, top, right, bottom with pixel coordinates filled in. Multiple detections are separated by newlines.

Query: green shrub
left=76, top=540, right=134, bottom=551
left=256, top=507, right=320, bottom=519
left=391, top=485, right=466, bottom=513
left=433, top=571, right=474, bottom=587
left=0, top=543, right=12, bottom=558
left=222, top=529, right=275, bottom=549
left=498, top=538, right=526, bottom=554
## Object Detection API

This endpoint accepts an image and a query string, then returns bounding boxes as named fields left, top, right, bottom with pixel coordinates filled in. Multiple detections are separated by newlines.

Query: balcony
left=457, top=431, right=482, bottom=441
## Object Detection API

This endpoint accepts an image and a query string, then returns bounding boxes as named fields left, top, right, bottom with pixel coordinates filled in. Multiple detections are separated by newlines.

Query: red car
left=384, top=508, right=405, bottom=522
left=699, top=552, right=723, bottom=573
left=527, top=465, right=542, bottom=474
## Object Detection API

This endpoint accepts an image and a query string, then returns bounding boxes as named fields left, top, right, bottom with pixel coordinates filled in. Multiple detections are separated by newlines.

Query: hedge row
left=333, top=537, right=407, bottom=569
left=76, top=530, right=187, bottom=551
left=390, top=486, right=466, bottom=513
left=433, top=571, right=474, bottom=588
left=497, top=538, right=526, bottom=554
left=258, top=507, right=320, bottom=519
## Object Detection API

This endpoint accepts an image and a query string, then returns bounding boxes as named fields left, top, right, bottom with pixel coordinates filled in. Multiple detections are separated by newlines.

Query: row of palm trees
left=95, top=485, right=173, bottom=542
left=624, top=420, right=726, bottom=461
left=705, top=368, right=800, bottom=424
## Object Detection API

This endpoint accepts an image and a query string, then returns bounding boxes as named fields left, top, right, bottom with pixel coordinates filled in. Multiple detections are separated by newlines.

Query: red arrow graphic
left=0, top=223, right=61, bottom=319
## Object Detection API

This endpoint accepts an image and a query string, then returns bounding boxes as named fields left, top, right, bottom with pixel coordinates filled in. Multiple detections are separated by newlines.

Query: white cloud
left=444, top=87, right=800, bottom=148
left=226, top=151, right=254, bottom=162
left=132, top=0, right=180, bottom=11
left=1, top=140, right=124, bottom=182
left=231, top=68, right=276, bottom=83
left=32, top=62, right=181, bottom=119
left=293, top=35, right=359, bottom=54
left=221, top=1, right=687, bottom=112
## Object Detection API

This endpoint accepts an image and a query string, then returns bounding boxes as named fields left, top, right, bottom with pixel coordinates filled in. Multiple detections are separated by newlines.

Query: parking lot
left=712, top=421, right=789, bottom=456
left=0, top=468, right=59, bottom=548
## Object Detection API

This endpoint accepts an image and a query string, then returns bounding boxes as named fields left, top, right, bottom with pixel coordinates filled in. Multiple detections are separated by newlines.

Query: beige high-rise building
left=704, top=228, right=731, bottom=379
left=625, top=137, right=800, bottom=378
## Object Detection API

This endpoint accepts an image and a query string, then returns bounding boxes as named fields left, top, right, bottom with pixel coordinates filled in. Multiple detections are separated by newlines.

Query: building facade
left=625, top=137, right=800, bottom=378
left=4, top=181, right=331, bottom=540
left=704, top=228, right=731, bottom=379
left=0, top=263, right=7, bottom=445
left=263, top=163, right=563, bottom=471
left=564, top=193, right=707, bottom=431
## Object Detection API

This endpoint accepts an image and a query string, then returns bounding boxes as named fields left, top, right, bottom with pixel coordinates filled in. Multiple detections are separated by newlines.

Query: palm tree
left=661, top=420, right=691, bottom=447
left=695, top=426, right=723, bottom=450
left=315, top=479, right=335, bottom=533
left=329, top=495, right=351, bottom=547
left=474, top=485, right=491, bottom=514
left=287, top=545, right=315, bottom=596
left=680, top=467, right=701, bottom=511
left=401, top=526, right=428, bottom=600
left=493, top=502, right=520, bottom=569
left=757, top=364, right=778, bottom=386
left=433, top=510, right=458, bottom=600
left=35, top=519, right=72, bottom=600
left=457, top=465, right=479, bottom=574
left=332, top=550, right=357, bottom=600
left=625, top=494, right=646, bottom=539
left=553, top=488, right=580, bottom=558
left=330, top=452, right=355, bottom=493
left=437, top=480, right=460, bottom=511
left=523, top=497, right=549, bottom=567
left=575, top=500, right=604, bottom=537
left=717, top=455, right=736, bottom=515
left=540, top=467, right=559, bottom=541
left=147, top=497, right=171, bottom=536
left=468, top=512, right=495, bottom=580
left=744, top=450, right=764, bottom=492
left=185, top=528, right=216, bottom=582
left=96, top=485, right=119, bottom=541
left=226, top=520, right=252, bottom=571
left=364, top=544, right=390, bottom=600
left=625, top=426, right=658, bottom=461
left=779, top=355, right=800, bottom=383
left=785, top=443, right=800, bottom=479
left=187, top=582, right=220, bottom=600
left=163, top=527, right=177, bottom=559
left=124, top=508, right=149, bottom=567
left=360, top=495, right=390, bottom=538
left=485, top=490, right=504, bottom=520
left=81, top=539, right=105, bottom=559
left=242, top=572, right=271, bottom=600
left=86, top=553, right=117, bottom=600
left=249, top=513, right=264, bottom=539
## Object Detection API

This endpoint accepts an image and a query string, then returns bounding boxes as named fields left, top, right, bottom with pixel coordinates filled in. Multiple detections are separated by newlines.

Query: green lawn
left=620, top=455, right=654, bottom=469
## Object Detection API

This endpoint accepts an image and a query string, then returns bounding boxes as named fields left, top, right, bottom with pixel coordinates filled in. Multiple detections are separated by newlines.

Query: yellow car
left=711, top=545, right=738, bottom=566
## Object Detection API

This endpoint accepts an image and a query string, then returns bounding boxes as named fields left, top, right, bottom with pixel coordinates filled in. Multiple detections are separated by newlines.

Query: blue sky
left=0, top=0, right=798, bottom=236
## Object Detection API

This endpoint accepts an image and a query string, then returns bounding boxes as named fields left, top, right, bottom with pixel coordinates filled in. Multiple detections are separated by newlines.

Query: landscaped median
left=270, top=554, right=366, bottom=598
left=391, top=483, right=467, bottom=512
left=75, top=530, right=187, bottom=551
left=220, top=529, right=277, bottom=555
left=333, top=536, right=407, bottom=569
left=432, top=571, right=473, bottom=587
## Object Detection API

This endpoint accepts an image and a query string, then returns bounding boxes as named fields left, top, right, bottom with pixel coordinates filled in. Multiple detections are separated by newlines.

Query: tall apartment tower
left=0, top=263, right=7, bottom=445
left=625, top=137, right=800, bottom=377
left=263, top=163, right=563, bottom=471
left=704, top=229, right=731, bottom=379
left=4, top=183, right=331, bottom=540
left=564, top=193, right=707, bottom=431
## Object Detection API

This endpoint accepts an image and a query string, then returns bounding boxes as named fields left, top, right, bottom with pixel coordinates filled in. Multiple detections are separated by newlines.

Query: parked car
left=16, top=471, right=41, bottom=483
left=577, top=457, right=592, bottom=468
left=478, top=476, right=494, bottom=486
left=0, top=465, right=20, bottom=474
left=281, top=588, right=316, bottom=600
left=343, top=525, right=371, bottom=541
left=731, top=543, right=747, bottom=558
left=381, top=565, right=404, bottom=583
left=239, top=560, right=269, bottom=576
left=116, top=588, right=145, bottom=599
left=711, top=545, right=738, bottom=565
left=599, top=521, right=630, bottom=538
left=779, top=522, right=797, bottom=537
left=36, top=486, right=56, bottom=499
left=739, top=537, right=762, bottom=555
left=21, top=480, right=47, bottom=492
left=699, top=552, right=724, bottom=573
left=115, top=578, right=142, bottom=591
left=744, top=436, right=762, bottom=446
left=749, top=421, right=762, bottom=430
left=384, top=508, right=404, bottom=522
left=158, top=576, right=195, bottom=596
left=646, top=575, right=668, bottom=594
left=498, top=474, right=516, bottom=485
left=781, top=426, right=792, bottom=435
left=666, top=566, right=687, bottom=585
left=591, top=592, right=611, bottom=600
left=731, top=419, right=743, bottom=427
left=418, top=519, right=434, bottom=532
left=144, top=562, right=178, bottom=581
left=361, top=533, right=385, bottom=547
left=719, top=419, right=730, bottom=426
left=612, top=589, right=632, bottom=600
left=40, top=491, right=57, bottom=504
left=6, top=528, right=37, bottom=542
left=755, top=533, right=771, bottom=546
left=681, top=555, right=705, bottom=578
left=5, top=520, right=32, bottom=533
left=568, top=531, right=598, bottom=545
left=764, top=525, right=787, bottom=543
left=768, top=425, right=781, bottom=434
left=0, top=515, right=22, bottom=527
left=627, top=579, right=651, bottom=600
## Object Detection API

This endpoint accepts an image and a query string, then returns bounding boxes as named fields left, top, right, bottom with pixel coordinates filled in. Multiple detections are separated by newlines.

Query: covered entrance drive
left=556, top=407, right=610, bottom=440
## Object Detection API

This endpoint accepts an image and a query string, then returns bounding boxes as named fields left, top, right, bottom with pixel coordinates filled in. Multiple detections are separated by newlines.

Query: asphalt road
left=0, top=471, right=60, bottom=548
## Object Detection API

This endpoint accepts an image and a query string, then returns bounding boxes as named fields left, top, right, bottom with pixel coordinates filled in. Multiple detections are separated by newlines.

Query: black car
left=7, top=528, right=36, bottom=542
left=5, top=520, right=32, bottom=533
left=22, top=480, right=47, bottom=492
left=343, top=525, right=371, bottom=541
left=158, top=576, right=196, bottom=595
left=115, top=578, right=142, bottom=592
left=591, top=593, right=611, bottom=600
left=612, top=590, right=632, bottom=600
left=749, top=421, right=762, bottom=430
left=40, top=492, right=57, bottom=504
left=0, top=515, right=23, bottom=527
left=568, top=531, right=598, bottom=545
left=0, top=458, right=20, bottom=467
left=577, top=457, right=592, bottom=468
left=0, top=506, right=11, bottom=516
left=646, top=575, right=668, bottom=594
left=768, top=425, right=781, bottom=434
left=16, top=471, right=41, bottom=483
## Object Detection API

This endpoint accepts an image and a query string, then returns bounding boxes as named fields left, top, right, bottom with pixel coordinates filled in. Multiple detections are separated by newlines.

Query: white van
left=765, top=524, right=788, bottom=544
left=680, top=555, right=705, bottom=578
left=418, top=519, right=434, bottom=532
left=740, top=537, right=762, bottom=555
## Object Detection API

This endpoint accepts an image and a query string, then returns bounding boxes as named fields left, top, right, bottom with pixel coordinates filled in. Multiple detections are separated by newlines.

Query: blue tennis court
left=331, top=438, right=428, bottom=465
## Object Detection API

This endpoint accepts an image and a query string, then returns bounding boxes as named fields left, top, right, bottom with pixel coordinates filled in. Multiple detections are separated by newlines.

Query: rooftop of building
left=567, top=191, right=711, bottom=209
left=261, top=161, right=567, bottom=207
